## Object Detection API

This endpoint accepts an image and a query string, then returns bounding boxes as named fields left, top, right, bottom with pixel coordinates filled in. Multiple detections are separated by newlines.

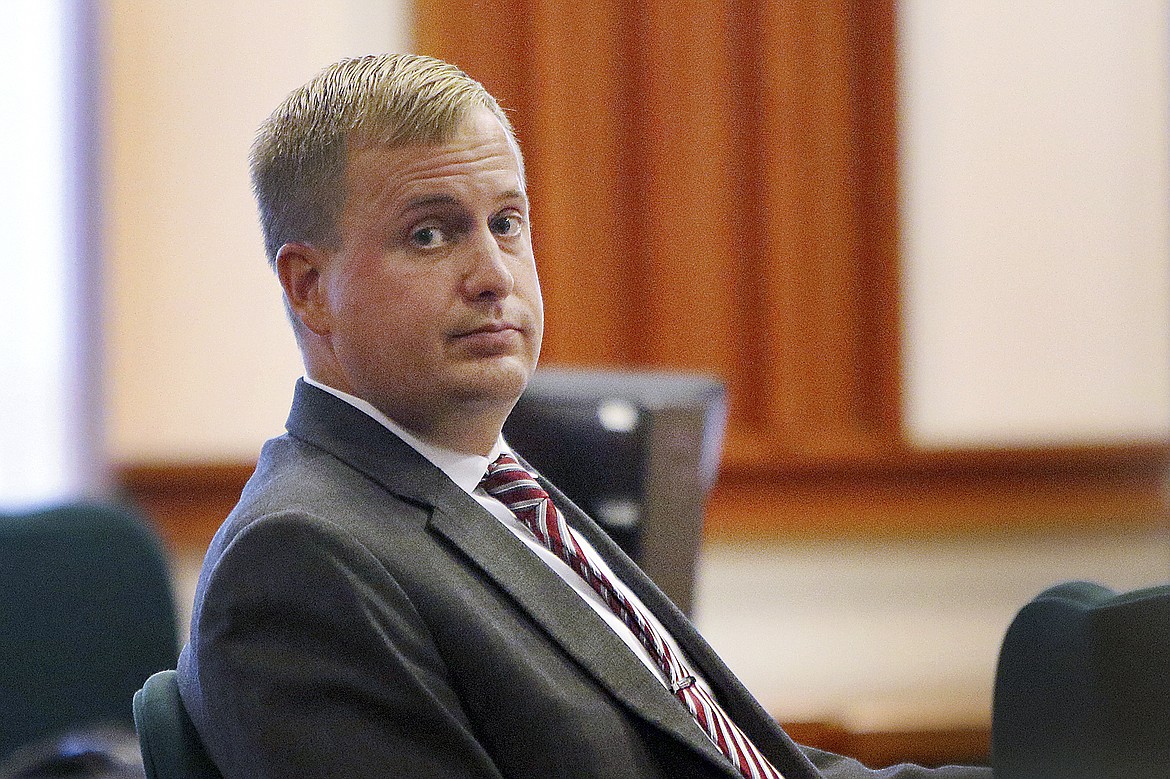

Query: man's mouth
left=452, top=321, right=525, bottom=354
left=455, top=320, right=522, bottom=338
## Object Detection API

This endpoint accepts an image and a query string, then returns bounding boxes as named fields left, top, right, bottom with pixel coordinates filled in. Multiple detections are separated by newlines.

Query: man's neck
left=301, top=376, right=505, bottom=456
left=397, top=407, right=508, bottom=456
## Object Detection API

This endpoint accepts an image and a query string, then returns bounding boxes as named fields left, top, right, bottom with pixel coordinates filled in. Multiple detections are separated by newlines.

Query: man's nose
left=462, top=228, right=515, bottom=300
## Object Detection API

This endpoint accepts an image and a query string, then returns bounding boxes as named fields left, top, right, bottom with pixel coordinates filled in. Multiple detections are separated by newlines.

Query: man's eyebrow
left=401, top=189, right=528, bottom=213
left=501, top=188, right=528, bottom=206
left=401, top=194, right=460, bottom=212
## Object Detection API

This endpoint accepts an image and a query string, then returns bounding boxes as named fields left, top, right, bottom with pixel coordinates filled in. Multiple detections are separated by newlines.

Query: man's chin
left=450, top=357, right=535, bottom=406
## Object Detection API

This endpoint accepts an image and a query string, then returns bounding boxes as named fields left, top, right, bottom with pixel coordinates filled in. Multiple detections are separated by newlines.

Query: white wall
left=900, top=0, right=1170, bottom=447
left=1, top=1, right=93, bottom=508
left=103, top=0, right=411, bottom=463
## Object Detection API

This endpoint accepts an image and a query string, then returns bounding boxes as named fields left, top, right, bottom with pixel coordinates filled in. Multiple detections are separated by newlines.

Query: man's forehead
left=343, top=121, right=524, bottom=208
left=337, top=155, right=521, bottom=236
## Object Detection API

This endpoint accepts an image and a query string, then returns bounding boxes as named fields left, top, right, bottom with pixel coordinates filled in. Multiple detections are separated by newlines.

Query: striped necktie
left=481, top=453, right=784, bottom=779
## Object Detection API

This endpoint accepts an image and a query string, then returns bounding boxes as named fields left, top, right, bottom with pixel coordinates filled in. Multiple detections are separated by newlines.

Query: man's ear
left=276, top=242, right=332, bottom=336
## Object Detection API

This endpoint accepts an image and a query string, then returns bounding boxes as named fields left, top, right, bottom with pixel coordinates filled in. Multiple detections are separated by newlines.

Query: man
left=177, top=53, right=989, bottom=779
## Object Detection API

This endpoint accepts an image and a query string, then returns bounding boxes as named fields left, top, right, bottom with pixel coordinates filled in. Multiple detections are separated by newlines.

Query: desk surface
left=693, top=530, right=1169, bottom=733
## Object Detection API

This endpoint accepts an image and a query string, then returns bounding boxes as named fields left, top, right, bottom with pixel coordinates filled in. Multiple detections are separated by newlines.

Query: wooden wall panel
left=417, top=0, right=909, bottom=483
left=526, top=0, right=643, bottom=366
left=633, top=1, right=736, bottom=373
left=741, top=0, right=892, bottom=461
left=846, top=0, right=904, bottom=439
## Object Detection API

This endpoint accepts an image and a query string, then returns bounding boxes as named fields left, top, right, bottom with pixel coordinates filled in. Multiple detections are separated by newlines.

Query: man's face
left=312, top=108, right=543, bottom=445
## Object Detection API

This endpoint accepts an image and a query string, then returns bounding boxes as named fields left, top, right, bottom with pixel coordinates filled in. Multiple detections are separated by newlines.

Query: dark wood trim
left=115, top=461, right=253, bottom=551
left=709, top=441, right=1169, bottom=538
left=724, top=440, right=1170, bottom=479
left=118, top=461, right=256, bottom=493
left=115, top=442, right=1169, bottom=549
left=781, top=722, right=989, bottom=770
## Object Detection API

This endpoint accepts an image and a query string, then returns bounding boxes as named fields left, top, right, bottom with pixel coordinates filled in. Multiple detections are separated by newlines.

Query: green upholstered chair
left=992, top=580, right=1170, bottom=779
left=133, top=669, right=221, bottom=779
left=0, top=501, right=179, bottom=761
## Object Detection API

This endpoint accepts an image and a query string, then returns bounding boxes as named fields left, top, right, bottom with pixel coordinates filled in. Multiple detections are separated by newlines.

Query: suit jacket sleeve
left=180, top=509, right=506, bottom=779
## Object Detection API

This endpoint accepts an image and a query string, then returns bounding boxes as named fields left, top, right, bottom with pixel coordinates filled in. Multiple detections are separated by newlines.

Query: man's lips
left=452, top=320, right=524, bottom=339
left=450, top=321, right=527, bottom=355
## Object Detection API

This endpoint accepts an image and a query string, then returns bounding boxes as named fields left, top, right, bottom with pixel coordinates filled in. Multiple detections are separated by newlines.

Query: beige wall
left=900, top=0, right=1170, bottom=448
left=103, top=1, right=1170, bottom=464
left=103, top=0, right=410, bottom=462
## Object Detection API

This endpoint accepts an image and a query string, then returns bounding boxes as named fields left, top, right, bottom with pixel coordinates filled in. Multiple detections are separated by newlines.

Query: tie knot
left=481, top=453, right=547, bottom=509
left=485, top=452, right=523, bottom=477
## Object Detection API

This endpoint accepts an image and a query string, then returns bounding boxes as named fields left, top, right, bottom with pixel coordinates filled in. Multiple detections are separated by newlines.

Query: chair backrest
left=502, top=367, right=727, bottom=615
left=133, top=670, right=222, bottom=779
left=992, top=580, right=1170, bottom=779
left=0, top=501, right=179, bottom=760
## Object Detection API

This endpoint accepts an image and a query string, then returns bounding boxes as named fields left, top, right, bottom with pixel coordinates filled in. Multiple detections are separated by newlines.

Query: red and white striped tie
left=481, top=453, right=784, bottom=779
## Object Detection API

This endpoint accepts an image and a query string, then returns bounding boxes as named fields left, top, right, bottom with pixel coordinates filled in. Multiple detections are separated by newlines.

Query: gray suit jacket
left=177, top=380, right=989, bottom=779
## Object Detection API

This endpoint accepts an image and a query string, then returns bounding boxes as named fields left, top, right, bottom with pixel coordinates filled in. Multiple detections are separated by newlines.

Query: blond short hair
left=250, top=53, right=520, bottom=265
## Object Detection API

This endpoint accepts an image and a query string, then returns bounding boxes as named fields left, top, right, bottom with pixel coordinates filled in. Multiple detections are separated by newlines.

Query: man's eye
left=410, top=225, right=447, bottom=248
left=490, top=214, right=522, bottom=237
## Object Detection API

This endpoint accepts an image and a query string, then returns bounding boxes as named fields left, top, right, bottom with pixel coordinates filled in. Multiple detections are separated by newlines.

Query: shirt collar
left=302, top=376, right=504, bottom=495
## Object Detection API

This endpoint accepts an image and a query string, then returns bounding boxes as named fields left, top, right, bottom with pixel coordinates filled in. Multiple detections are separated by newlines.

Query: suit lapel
left=285, top=381, right=748, bottom=778
left=426, top=484, right=741, bottom=776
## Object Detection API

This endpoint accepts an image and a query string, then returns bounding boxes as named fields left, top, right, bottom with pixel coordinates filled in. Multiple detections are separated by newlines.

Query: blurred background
left=2, top=0, right=1167, bottom=767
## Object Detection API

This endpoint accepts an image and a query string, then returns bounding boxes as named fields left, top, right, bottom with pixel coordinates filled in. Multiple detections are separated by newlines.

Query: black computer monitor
left=503, top=367, right=727, bottom=615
